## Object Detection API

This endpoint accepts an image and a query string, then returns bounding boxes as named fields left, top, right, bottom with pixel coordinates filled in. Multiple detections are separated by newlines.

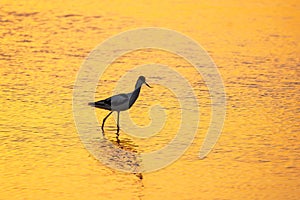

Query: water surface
left=0, top=0, right=299, bottom=199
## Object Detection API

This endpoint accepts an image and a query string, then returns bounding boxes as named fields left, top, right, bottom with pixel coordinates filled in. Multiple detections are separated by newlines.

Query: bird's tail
left=88, top=102, right=96, bottom=107
left=88, top=100, right=111, bottom=110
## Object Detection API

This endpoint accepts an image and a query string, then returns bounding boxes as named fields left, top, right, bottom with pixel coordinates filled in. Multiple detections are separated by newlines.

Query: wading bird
left=88, top=76, right=151, bottom=135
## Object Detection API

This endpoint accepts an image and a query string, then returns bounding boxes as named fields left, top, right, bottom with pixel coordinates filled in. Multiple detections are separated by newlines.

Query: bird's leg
left=116, top=111, right=120, bottom=136
left=102, top=111, right=113, bottom=132
left=116, top=112, right=120, bottom=142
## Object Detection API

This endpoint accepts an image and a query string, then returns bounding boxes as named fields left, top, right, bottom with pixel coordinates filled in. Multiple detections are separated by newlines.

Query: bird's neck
left=135, top=81, right=143, bottom=89
left=129, top=86, right=142, bottom=108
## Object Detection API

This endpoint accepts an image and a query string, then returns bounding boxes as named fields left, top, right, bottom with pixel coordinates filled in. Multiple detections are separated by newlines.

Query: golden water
left=0, top=0, right=299, bottom=199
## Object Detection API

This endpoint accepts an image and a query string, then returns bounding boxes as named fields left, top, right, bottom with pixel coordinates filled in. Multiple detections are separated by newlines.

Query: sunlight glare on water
left=0, top=0, right=299, bottom=199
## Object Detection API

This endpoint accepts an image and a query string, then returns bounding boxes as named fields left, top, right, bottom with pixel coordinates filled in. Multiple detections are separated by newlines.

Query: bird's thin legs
left=116, top=111, right=120, bottom=135
left=102, top=111, right=121, bottom=142
left=115, top=112, right=120, bottom=142
left=102, top=111, right=113, bottom=132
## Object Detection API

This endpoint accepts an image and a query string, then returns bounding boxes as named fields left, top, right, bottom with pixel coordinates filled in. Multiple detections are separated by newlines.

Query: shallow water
left=0, top=0, right=299, bottom=199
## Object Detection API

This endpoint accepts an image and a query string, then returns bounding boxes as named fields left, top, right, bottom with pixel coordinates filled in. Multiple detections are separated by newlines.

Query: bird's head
left=137, top=76, right=151, bottom=88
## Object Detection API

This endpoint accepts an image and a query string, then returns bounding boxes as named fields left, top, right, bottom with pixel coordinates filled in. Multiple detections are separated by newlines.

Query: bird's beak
left=145, top=82, right=152, bottom=88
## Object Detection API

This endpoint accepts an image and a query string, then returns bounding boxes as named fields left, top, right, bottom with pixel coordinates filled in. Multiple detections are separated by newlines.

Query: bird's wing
left=111, top=93, right=130, bottom=106
left=103, top=97, right=112, bottom=105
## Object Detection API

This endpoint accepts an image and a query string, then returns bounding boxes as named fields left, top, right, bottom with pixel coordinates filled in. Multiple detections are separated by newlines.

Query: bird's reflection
left=101, top=126, right=124, bottom=145
left=106, top=129, right=143, bottom=180
left=88, top=127, right=143, bottom=179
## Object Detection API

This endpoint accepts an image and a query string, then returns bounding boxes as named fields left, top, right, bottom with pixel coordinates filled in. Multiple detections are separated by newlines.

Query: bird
left=88, top=76, right=151, bottom=135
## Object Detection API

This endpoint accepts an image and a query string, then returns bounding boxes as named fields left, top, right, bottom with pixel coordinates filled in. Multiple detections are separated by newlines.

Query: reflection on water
left=1, top=0, right=299, bottom=200
left=90, top=128, right=143, bottom=179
